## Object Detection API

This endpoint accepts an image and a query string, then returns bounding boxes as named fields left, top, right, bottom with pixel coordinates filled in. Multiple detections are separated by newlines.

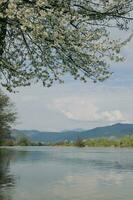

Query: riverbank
left=1, top=135, right=133, bottom=148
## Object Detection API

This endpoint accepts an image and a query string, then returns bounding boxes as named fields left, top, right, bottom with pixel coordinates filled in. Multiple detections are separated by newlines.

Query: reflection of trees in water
left=0, top=149, right=15, bottom=200
left=0, top=148, right=29, bottom=200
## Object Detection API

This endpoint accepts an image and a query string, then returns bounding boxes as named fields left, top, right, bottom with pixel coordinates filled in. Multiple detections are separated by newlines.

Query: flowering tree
left=0, top=0, right=133, bottom=91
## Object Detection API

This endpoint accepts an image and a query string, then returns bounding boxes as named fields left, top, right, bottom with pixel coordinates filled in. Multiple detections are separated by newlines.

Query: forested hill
left=12, top=123, right=133, bottom=143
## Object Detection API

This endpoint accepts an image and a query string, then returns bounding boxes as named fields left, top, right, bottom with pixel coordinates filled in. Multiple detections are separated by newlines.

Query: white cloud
left=53, top=96, right=126, bottom=123
left=8, top=78, right=133, bottom=131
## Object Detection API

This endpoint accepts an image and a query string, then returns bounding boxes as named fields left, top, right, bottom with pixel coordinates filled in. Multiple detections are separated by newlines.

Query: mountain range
left=11, top=123, right=133, bottom=143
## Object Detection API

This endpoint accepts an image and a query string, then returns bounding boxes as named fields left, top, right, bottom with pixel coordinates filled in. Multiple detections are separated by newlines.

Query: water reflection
left=0, top=147, right=133, bottom=200
left=0, top=149, right=15, bottom=200
left=13, top=147, right=133, bottom=172
left=0, top=149, right=30, bottom=200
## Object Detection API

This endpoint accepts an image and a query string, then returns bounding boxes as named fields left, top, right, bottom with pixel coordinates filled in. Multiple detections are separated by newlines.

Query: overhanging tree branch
left=0, top=0, right=133, bottom=91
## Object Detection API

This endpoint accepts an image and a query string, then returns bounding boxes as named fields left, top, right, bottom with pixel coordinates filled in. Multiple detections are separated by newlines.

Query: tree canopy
left=0, top=0, right=133, bottom=91
left=0, top=91, right=16, bottom=138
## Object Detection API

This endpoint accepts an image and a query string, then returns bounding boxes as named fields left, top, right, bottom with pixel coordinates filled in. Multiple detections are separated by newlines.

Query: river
left=0, top=147, right=133, bottom=200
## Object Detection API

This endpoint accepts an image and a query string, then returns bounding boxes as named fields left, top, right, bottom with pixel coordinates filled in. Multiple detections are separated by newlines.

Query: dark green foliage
left=38, top=142, right=43, bottom=146
left=17, top=137, right=31, bottom=146
left=0, top=91, right=16, bottom=143
left=74, top=137, right=85, bottom=147
left=1, top=139, right=15, bottom=146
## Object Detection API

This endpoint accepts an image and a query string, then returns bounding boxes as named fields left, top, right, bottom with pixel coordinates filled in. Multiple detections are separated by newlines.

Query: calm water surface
left=0, top=147, right=133, bottom=200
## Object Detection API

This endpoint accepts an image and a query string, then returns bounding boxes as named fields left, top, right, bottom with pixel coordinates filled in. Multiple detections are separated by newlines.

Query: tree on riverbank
left=0, top=91, right=16, bottom=143
left=0, top=0, right=133, bottom=91
left=55, top=136, right=133, bottom=147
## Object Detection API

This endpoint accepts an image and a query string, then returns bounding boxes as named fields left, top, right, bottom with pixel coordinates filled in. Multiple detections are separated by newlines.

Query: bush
left=74, top=137, right=85, bottom=147
left=17, top=137, right=31, bottom=146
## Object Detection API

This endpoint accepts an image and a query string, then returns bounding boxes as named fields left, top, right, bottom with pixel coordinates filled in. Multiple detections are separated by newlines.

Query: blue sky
left=8, top=35, right=133, bottom=132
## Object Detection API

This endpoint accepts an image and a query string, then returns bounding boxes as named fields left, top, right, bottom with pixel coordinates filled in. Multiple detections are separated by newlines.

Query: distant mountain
left=12, top=123, right=133, bottom=143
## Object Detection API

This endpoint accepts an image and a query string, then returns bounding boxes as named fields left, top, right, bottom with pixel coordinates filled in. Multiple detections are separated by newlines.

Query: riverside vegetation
left=1, top=135, right=133, bottom=148
left=54, top=136, right=133, bottom=148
